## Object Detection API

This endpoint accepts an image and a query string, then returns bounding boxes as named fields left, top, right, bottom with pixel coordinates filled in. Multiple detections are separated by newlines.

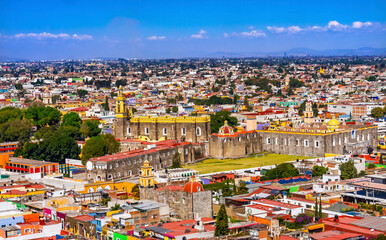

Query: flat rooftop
left=8, top=157, right=58, bottom=167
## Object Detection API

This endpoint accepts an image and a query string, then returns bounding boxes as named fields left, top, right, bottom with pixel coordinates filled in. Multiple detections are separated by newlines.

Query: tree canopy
left=62, top=112, right=82, bottom=129
left=80, top=120, right=101, bottom=138
left=262, top=163, right=299, bottom=180
left=215, top=204, right=229, bottom=237
left=171, top=150, right=181, bottom=168
left=210, top=110, right=238, bottom=133
left=15, top=126, right=80, bottom=163
left=339, top=161, right=358, bottom=180
left=0, top=107, right=23, bottom=124
left=81, top=134, right=120, bottom=164
left=0, top=119, right=32, bottom=143
left=312, top=165, right=328, bottom=177
left=25, top=106, right=61, bottom=129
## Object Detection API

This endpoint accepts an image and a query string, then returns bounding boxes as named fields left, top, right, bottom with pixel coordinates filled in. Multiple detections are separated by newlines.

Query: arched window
left=196, top=127, right=201, bottom=136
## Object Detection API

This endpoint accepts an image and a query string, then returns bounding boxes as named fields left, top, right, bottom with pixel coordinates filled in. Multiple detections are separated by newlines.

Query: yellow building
left=139, top=160, right=155, bottom=188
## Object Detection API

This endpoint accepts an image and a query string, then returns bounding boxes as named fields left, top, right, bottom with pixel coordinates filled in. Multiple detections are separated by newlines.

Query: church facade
left=114, top=87, right=210, bottom=143
left=139, top=161, right=213, bottom=219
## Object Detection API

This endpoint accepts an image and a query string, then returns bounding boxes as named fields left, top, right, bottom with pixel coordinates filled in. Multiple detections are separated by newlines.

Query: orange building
left=0, top=155, right=59, bottom=176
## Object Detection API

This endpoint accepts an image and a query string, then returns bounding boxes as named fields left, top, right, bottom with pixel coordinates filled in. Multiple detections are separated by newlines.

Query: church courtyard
left=184, top=153, right=309, bottom=174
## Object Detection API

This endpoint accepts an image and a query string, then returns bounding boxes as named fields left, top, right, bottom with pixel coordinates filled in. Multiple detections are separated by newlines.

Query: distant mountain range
left=1, top=47, right=385, bottom=62
left=210, top=47, right=386, bottom=58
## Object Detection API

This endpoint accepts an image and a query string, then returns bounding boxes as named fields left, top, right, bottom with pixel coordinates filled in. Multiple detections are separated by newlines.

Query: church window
left=238, top=137, right=241, bottom=142
left=339, top=138, right=341, bottom=145
left=266, top=138, right=271, bottom=144
left=133, top=160, right=136, bottom=164
left=107, top=175, right=112, bottom=180
left=144, top=127, right=149, bottom=135
left=315, top=141, right=320, bottom=148
left=116, top=163, right=119, bottom=167
left=127, top=127, right=131, bottom=135
left=357, top=135, right=359, bottom=142
left=275, top=138, right=278, bottom=145
left=196, top=127, right=202, bottom=136
left=109, top=165, right=112, bottom=169
left=296, top=139, right=300, bottom=146
left=284, top=139, right=287, bottom=145
left=185, top=149, right=188, bottom=155
left=128, top=160, right=130, bottom=165
left=362, top=135, right=364, bottom=141
left=163, top=128, right=167, bottom=136
left=181, top=128, right=186, bottom=136
left=117, top=172, right=121, bottom=177
left=304, top=140, right=309, bottom=147
left=149, top=156, right=152, bottom=161
left=344, top=137, right=347, bottom=143
left=122, top=162, right=125, bottom=166
left=333, top=139, right=336, bottom=146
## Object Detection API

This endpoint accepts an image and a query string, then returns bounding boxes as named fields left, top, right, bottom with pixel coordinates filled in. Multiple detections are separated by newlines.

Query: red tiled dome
left=183, top=176, right=203, bottom=193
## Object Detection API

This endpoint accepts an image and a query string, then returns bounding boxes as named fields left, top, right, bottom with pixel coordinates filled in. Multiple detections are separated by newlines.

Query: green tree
left=244, top=96, right=248, bottom=105
left=101, top=133, right=120, bottom=154
left=25, top=106, right=61, bottom=129
left=171, top=150, right=181, bottom=169
left=166, top=108, right=171, bottom=114
left=81, top=135, right=108, bottom=164
left=76, top=89, right=88, bottom=98
left=298, top=101, right=306, bottom=116
left=289, top=78, right=304, bottom=88
left=215, top=204, right=229, bottom=237
left=314, top=197, right=318, bottom=218
left=233, top=94, right=239, bottom=104
left=62, top=112, right=82, bottom=129
left=80, top=120, right=101, bottom=138
left=376, top=234, right=386, bottom=240
left=102, top=96, right=109, bottom=111
left=210, top=110, right=238, bottom=133
left=25, top=127, right=81, bottom=163
left=371, top=107, right=384, bottom=119
left=319, top=196, right=322, bottom=218
left=131, top=184, right=140, bottom=199
left=0, top=119, right=32, bottom=143
left=287, top=88, right=294, bottom=96
left=0, top=107, right=23, bottom=124
left=312, top=165, right=328, bottom=177
left=339, top=161, right=358, bottom=180
left=368, top=163, right=376, bottom=169
left=111, top=203, right=121, bottom=211
left=172, top=106, right=178, bottom=113
left=379, top=155, right=383, bottom=165
left=262, top=163, right=299, bottom=180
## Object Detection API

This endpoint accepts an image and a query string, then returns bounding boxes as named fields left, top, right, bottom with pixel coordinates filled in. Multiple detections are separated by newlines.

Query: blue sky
left=0, top=0, right=385, bottom=59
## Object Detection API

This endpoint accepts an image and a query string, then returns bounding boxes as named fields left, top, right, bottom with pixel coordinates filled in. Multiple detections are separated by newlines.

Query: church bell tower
left=114, top=86, right=128, bottom=139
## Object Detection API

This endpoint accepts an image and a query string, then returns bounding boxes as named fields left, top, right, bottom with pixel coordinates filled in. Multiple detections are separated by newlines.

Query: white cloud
left=11, top=32, right=92, bottom=40
left=72, top=34, right=93, bottom=40
left=146, top=36, right=166, bottom=40
left=267, top=26, right=286, bottom=33
left=239, top=30, right=266, bottom=38
left=287, top=26, right=302, bottom=33
left=224, top=30, right=266, bottom=38
left=267, top=26, right=302, bottom=34
left=327, top=20, right=348, bottom=31
left=268, top=21, right=377, bottom=34
left=191, top=29, right=207, bottom=39
left=352, top=21, right=373, bottom=29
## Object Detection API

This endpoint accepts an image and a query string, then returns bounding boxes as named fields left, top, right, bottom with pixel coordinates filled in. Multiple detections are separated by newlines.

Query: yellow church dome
left=327, top=119, right=340, bottom=126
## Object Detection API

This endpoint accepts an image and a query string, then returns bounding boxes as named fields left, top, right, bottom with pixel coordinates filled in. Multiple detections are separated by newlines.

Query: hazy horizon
left=1, top=0, right=385, bottom=60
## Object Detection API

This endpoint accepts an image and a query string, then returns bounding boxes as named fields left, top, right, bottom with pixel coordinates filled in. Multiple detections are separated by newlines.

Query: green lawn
left=184, top=153, right=308, bottom=174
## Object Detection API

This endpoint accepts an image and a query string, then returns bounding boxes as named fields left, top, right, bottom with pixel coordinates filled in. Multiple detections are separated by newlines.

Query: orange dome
left=183, top=176, right=203, bottom=193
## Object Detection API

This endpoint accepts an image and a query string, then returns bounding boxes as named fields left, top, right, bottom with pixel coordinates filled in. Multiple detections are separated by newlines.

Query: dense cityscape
left=1, top=0, right=386, bottom=239
left=0, top=56, right=385, bottom=240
